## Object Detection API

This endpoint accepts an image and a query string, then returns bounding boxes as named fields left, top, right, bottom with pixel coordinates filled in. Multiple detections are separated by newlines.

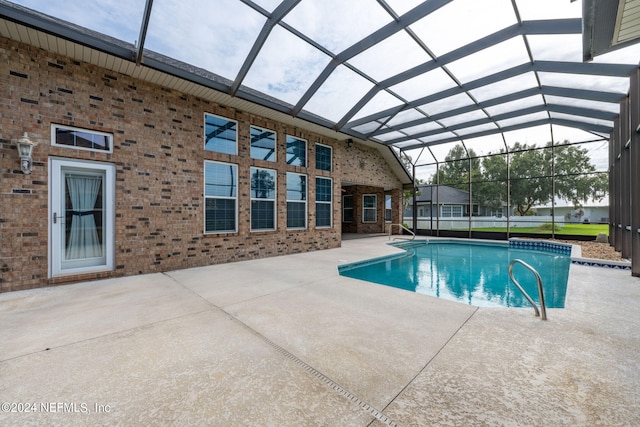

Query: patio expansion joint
left=163, top=272, right=402, bottom=426
left=223, top=282, right=316, bottom=310
left=243, top=325, right=402, bottom=427
left=0, top=308, right=214, bottom=364
left=377, top=306, right=480, bottom=417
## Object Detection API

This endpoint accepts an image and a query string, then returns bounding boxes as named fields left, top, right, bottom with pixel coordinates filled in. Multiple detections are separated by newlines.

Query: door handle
left=53, top=212, right=57, bottom=224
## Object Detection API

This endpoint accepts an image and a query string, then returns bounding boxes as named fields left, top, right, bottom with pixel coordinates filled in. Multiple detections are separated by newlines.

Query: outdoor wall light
left=346, top=138, right=354, bottom=148
left=16, top=132, right=37, bottom=174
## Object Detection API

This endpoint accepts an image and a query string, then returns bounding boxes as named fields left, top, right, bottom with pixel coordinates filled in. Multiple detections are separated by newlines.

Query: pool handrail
left=388, top=224, right=415, bottom=241
left=508, top=259, right=547, bottom=320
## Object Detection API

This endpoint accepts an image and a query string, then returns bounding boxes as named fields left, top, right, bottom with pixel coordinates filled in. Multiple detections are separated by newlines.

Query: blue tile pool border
left=570, top=258, right=632, bottom=270
left=508, top=238, right=572, bottom=255
left=347, top=237, right=632, bottom=271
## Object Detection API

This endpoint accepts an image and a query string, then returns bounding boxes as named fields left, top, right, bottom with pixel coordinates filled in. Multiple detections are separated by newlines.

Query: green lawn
left=470, top=223, right=609, bottom=236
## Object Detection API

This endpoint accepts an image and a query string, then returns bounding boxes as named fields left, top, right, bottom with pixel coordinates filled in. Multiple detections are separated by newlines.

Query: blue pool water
left=339, top=240, right=572, bottom=308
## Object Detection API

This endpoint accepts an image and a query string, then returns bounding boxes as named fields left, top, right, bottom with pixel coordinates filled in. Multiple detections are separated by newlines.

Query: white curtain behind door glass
left=66, top=174, right=102, bottom=259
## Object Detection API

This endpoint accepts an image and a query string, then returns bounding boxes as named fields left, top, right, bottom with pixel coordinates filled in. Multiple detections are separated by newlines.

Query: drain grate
left=166, top=273, right=401, bottom=426
left=256, top=334, right=400, bottom=427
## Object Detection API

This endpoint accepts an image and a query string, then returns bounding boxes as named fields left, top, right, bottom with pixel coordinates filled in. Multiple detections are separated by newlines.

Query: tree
left=508, top=141, right=608, bottom=215
left=251, top=169, right=275, bottom=198
left=399, top=152, right=422, bottom=212
left=478, top=152, right=508, bottom=213
left=431, top=144, right=481, bottom=191
left=553, top=142, right=608, bottom=207
left=507, top=142, right=552, bottom=215
left=432, top=140, right=608, bottom=216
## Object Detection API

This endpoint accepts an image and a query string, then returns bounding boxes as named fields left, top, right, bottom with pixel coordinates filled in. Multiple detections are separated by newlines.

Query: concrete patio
left=1, top=236, right=639, bottom=426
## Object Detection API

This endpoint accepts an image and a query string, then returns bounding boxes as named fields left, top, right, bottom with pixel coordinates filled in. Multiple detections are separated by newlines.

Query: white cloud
left=12, top=0, right=144, bottom=42
left=8, top=0, right=634, bottom=159
left=146, top=0, right=266, bottom=81
left=515, top=0, right=581, bottom=20
left=410, top=0, right=517, bottom=56
left=351, top=91, right=404, bottom=122
left=527, top=34, right=582, bottom=62
left=242, top=25, right=330, bottom=105
left=348, top=30, right=431, bottom=82
left=304, top=65, right=374, bottom=122
left=283, top=0, right=391, bottom=53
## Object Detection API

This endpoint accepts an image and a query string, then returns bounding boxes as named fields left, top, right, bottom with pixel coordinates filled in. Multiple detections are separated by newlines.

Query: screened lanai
left=1, top=0, right=639, bottom=273
left=2, top=0, right=637, bottom=145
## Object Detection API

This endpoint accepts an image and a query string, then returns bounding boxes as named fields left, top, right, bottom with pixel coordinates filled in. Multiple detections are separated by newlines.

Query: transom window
left=250, top=126, right=276, bottom=162
left=315, top=177, right=332, bottom=228
left=250, top=167, right=276, bottom=231
left=363, top=194, right=377, bottom=223
left=286, top=135, right=306, bottom=167
left=204, top=161, right=237, bottom=233
left=286, top=172, right=307, bottom=229
left=52, top=124, right=113, bottom=153
left=343, top=195, right=354, bottom=222
left=204, top=113, right=237, bottom=155
left=315, top=143, right=332, bottom=171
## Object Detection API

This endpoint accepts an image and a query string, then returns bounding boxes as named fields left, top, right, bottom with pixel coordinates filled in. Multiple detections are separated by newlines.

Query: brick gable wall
left=0, top=37, right=403, bottom=292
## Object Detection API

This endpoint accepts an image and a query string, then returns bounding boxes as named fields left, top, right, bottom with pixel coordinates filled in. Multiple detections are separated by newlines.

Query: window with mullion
left=204, top=113, right=237, bottom=155
left=204, top=161, right=237, bottom=233
left=286, top=172, right=307, bottom=229
left=250, top=126, right=276, bottom=162
left=343, top=195, right=354, bottom=222
left=286, top=135, right=307, bottom=167
left=385, top=194, right=392, bottom=221
left=250, top=167, right=276, bottom=231
left=316, top=177, right=332, bottom=228
left=363, top=194, right=377, bottom=223
left=52, top=124, right=113, bottom=153
left=315, top=143, right=332, bottom=171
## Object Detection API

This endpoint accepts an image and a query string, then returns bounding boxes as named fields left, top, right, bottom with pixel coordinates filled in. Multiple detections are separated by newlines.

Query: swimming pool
left=338, top=239, right=572, bottom=308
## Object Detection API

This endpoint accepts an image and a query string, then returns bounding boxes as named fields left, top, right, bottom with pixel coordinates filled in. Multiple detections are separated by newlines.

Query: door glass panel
left=62, top=170, right=106, bottom=268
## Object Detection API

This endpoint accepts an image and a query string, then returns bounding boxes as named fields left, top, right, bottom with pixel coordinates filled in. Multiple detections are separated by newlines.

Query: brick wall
left=0, top=37, right=404, bottom=292
left=341, top=143, right=402, bottom=189
left=341, top=186, right=386, bottom=234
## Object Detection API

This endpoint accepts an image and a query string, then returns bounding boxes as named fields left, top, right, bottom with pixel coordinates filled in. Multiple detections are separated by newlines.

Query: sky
left=9, top=0, right=640, bottom=181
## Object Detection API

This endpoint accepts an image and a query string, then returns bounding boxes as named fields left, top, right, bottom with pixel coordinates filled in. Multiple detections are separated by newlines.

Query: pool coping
left=1, top=236, right=638, bottom=425
left=339, top=237, right=632, bottom=272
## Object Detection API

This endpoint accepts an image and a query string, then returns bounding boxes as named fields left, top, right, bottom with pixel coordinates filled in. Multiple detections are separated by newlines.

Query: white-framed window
left=343, top=195, right=354, bottom=222
left=286, top=135, right=307, bottom=167
left=250, top=126, right=276, bottom=162
left=441, top=205, right=463, bottom=217
left=363, top=194, right=377, bottom=223
left=204, top=113, right=237, bottom=155
left=51, top=124, right=113, bottom=153
left=204, top=161, right=238, bottom=233
left=315, top=177, right=332, bottom=228
left=385, top=194, right=392, bottom=221
left=250, top=167, right=276, bottom=231
left=315, top=143, right=332, bottom=171
left=286, top=172, right=307, bottom=229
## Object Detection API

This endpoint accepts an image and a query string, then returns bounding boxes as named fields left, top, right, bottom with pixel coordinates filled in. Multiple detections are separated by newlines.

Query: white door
left=50, top=158, right=115, bottom=276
